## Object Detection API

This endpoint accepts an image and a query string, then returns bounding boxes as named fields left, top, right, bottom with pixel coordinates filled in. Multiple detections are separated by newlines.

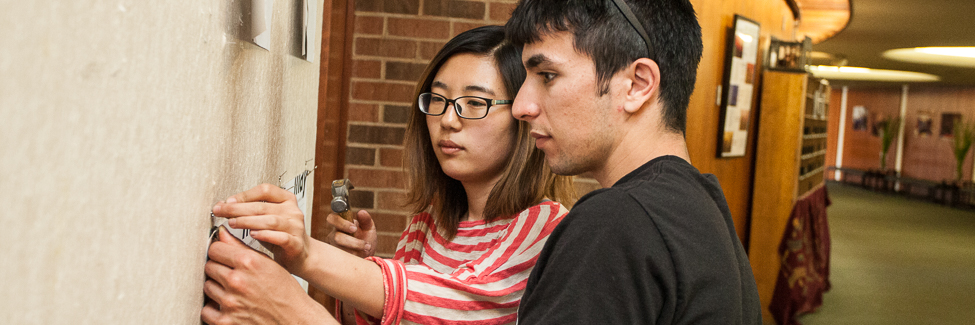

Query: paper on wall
left=251, top=0, right=275, bottom=50
left=302, top=0, right=318, bottom=62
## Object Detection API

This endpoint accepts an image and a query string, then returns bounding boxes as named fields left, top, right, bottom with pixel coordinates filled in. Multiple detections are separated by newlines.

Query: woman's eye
left=431, top=97, right=446, bottom=103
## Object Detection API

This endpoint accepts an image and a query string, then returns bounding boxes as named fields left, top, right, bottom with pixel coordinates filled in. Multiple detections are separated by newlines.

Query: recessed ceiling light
left=808, top=65, right=940, bottom=82
left=883, top=47, right=975, bottom=68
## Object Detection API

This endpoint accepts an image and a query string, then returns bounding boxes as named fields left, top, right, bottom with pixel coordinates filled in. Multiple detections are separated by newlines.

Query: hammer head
left=330, top=179, right=355, bottom=221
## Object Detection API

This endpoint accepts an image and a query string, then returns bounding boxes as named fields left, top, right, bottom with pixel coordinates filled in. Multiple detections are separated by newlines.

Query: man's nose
left=512, top=87, right=540, bottom=121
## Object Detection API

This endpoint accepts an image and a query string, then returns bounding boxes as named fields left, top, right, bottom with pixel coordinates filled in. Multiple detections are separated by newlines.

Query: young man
left=505, top=0, right=762, bottom=324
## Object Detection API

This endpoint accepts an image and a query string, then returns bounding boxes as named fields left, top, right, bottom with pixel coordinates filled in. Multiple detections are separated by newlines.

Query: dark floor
left=796, top=182, right=975, bottom=324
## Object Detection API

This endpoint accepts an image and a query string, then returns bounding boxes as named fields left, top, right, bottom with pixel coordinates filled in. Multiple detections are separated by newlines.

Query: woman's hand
left=325, top=210, right=377, bottom=258
left=212, top=184, right=311, bottom=275
left=202, top=227, right=336, bottom=325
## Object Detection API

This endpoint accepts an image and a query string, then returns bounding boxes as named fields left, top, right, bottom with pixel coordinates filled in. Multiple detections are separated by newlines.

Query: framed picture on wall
left=717, top=15, right=761, bottom=158
left=852, top=106, right=869, bottom=131
left=942, top=113, right=962, bottom=137
left=916, top=112, right=933, bottom=137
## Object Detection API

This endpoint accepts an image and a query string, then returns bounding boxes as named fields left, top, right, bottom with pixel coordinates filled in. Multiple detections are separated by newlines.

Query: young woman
left=202, top=25, right=573, bottom=325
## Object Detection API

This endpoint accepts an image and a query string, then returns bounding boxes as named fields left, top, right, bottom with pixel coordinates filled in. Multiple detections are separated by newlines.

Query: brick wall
left=344, top=0, right=520, bottom=257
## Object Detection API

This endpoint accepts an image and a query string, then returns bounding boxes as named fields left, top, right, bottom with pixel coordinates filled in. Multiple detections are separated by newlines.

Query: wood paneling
left=826, top=86, right=975, bottom=183
left=748, top=71, right=825, bottom=323
left=836, top=88, right=902, bottom=171
left=795, top=0, right=851, bottom=43
left=687, top=0, right=798, bottom=244
left=310, top=0, right=355, bottom=313
left=901, top=87, right=975, bottom=181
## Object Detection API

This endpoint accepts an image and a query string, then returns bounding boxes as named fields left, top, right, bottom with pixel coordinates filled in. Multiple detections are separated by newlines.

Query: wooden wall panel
left=901, top=87, right=975, bottom=181
left=826, top=86, right=975, bottom=182
left=836, top=88, right=902, bottom=171
left=688, top=0, right=798, bottom=243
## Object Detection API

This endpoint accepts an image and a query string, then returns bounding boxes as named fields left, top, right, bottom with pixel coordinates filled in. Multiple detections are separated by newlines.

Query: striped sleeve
left=359, top=202, right=569, bottom=325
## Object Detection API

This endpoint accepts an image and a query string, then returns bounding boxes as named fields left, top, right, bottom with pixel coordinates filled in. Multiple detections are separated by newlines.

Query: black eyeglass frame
left=610, top=0, right=655, bottom=60
left=417, top=92, right=513, bottom=120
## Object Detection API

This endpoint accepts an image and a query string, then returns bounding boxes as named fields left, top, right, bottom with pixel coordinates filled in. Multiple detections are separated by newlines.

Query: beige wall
left=0, top=0, right=322, bottom=323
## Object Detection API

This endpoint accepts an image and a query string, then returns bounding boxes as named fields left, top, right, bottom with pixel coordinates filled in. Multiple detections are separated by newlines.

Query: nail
left=227, top=197, right=238, bottom=204
left=349, top=225, right=358, bottom=233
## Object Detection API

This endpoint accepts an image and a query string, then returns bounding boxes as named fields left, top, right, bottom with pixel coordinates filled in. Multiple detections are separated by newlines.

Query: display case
left=748, top=70, right=830, bottom=320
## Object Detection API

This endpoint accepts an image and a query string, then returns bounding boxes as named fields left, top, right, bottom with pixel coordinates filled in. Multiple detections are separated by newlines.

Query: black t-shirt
left=517, top=156, right=761, bottom=324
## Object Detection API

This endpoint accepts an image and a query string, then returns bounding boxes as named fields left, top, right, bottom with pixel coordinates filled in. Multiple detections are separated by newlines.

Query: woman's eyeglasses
left=418, top=92, right=512, bottom=120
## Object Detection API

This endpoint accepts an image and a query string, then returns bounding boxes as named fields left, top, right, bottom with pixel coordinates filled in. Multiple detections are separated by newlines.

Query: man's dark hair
left=506, top=0, right=703, bottom=135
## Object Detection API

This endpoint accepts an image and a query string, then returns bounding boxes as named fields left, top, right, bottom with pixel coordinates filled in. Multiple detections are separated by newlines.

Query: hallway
left=797, top=182, right=975, bottom=324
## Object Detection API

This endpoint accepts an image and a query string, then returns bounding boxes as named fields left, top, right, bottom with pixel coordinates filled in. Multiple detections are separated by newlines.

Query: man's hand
left=202, top=227, right=336, bottom=325
left=212, top=184, right=310, bottom=274
left=324, top=210, right=378, bottom=258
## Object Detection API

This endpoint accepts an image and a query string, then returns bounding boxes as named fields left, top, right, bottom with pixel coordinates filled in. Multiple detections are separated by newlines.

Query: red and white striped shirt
left=360, top=201, right=568, bottom=325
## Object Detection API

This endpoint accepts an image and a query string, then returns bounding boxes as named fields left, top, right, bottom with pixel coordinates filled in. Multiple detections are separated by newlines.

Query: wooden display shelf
left=749, top=71, right=831, bottom=321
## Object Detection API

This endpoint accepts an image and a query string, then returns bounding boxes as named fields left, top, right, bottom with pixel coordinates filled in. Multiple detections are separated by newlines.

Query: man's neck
left=591, top=127, right=690, bottom=188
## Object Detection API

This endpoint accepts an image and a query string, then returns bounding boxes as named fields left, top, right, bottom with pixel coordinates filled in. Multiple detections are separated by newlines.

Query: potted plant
left=878, top=116, right=902, bottom=171
left=952, top=120, right=975, bottom=181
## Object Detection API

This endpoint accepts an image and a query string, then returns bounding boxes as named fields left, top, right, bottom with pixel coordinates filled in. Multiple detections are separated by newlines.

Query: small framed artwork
left=852, top=106, right=869, bottom=131
left=941, top=113, right=962, bottom=138
left=718, top=15, right=761, bottom=158
left=916, top=112, right=933, bottom=137
left=767, top=37, right=810, bottom=72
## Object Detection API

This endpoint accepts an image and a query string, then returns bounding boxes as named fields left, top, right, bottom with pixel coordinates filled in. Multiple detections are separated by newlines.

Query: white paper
left=252, top=0, right=274, bottom=50
left=302, top=0, right=318, bottom=62
left=208, top=170, right=313, bottom=291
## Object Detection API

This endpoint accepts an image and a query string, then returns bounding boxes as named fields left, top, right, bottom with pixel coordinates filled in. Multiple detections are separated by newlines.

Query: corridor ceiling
left=808, top=0, right=975, bottom=86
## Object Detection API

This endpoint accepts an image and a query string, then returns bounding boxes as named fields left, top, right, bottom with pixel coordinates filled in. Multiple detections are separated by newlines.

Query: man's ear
left=622, top=58, right=659, bottom=114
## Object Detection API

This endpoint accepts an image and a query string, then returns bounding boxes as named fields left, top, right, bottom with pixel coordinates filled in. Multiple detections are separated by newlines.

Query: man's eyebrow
left=525, top=54, right=551, bottom=69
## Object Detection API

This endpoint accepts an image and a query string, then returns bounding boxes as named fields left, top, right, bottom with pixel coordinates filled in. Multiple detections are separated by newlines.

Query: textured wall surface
left=0, top=0, right=322, bottom=323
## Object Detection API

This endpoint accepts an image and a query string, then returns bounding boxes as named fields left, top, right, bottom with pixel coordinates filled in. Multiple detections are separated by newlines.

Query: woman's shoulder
left=517, top=200, right=570, bottom=223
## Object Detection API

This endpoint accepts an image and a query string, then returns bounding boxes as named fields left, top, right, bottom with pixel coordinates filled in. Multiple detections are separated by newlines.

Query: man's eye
left=540, top=72, right=556, bottom=83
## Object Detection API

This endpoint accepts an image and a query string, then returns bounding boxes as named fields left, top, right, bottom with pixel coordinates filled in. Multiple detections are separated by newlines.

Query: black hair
left=506, top=0, right=703, bottom=135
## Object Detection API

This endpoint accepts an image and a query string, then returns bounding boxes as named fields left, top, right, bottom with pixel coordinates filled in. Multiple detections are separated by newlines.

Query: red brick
left=451, top=21, right=487, bottom=37
left=382, top=104, right=411, bottom=124
left=349, top=103, right=379, bottom=122
left=348, top=124, right=406, bottom=145
left=376, top=234, right=401, bottom=256
left=423, top=0, right=486, bottom=20
left=352, top=81, right=416, bottom=102
left=385, top=62, right=428, bottom=82
left=377, top=191, right=410, bottom=210
left=488, top=2, right=517, bottom=22
left=379, top=148, right=405, bottom=167
left=356, top=0, right=420, bottom=15
left=355, top=37, right=417, bottom=59
left=348, top=168, right=407, bottom=189
left=388, top=17, right=451, bottom=40
left=420, top=41, right=447, bottom=60
left=355, top=15, right=384, bottom=35
left=350, top=190, right=375, bottom=209
left=352, top=59, right=381, bottom=79
left=369, top=212, right=411, bottom=233
left=346, top=146, right=376, bottom=166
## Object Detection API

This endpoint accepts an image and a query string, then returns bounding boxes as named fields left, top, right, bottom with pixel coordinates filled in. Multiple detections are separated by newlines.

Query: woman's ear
left=622, top=58, right=660, bottom=114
